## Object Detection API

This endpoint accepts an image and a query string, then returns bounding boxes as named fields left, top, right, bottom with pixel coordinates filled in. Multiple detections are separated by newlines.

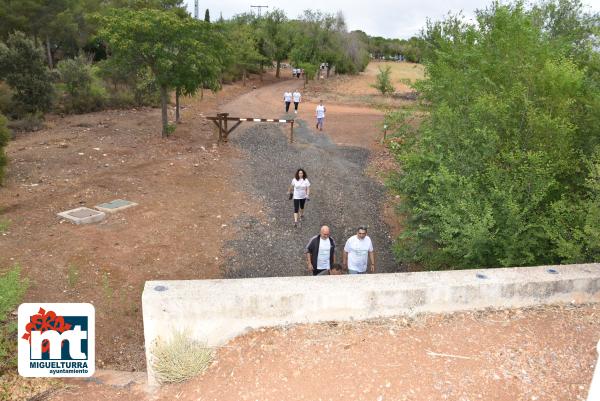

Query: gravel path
left=224, top=116, right=402, bottom=278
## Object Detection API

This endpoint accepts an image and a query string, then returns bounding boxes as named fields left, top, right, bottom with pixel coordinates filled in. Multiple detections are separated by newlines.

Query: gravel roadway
left=224, top=117, right=402, bottom=278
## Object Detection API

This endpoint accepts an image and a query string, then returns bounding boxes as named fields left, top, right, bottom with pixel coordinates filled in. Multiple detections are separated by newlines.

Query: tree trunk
left=259, top=61, right=263, bottom=81
left=175, top=87, right=181, bottom=123
left=45, top=36, right=53, bottom=69
left=326, top=66, right=331, bottom=78
left=242, top=69, right=246, bottom=86
left=276, top=60, right=281, bottom=78
left=160, top=85, right=169, bottom=137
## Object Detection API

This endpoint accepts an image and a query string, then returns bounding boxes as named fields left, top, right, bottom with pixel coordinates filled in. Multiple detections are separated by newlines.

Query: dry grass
left=152, top=331, right=214, bottom=384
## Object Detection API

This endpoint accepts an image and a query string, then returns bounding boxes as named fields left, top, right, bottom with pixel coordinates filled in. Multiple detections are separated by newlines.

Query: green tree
left=204, top=8, right=210, bottom=22
left=97, top=9, right=224, bottom=136
left=0, top=32, right=55, bottom=117
left=260, top=9, right=291, bottom=78
left=389, top=0, right=600, bottom=269
left=227, top=23, right=265, bottom=86
left=371, top=66, right=395, bottom=95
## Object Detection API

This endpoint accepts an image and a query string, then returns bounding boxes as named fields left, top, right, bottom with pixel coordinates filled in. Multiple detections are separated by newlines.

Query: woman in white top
left=315, top=100, right=326, bottom=131
left=287, top=168, right=310, bottom=228
left=283, top=90, right=292, bottom=113
left=292, top=90, right=301, bottom=114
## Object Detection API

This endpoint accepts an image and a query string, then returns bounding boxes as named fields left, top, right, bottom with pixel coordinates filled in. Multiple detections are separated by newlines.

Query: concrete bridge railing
left=142, top=263, right=600, bottom=385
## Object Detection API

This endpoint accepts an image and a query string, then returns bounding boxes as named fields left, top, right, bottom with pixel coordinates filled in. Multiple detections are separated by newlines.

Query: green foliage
left=371, top=66, right=395, bottom=95
left=57, top=55, right=107, bottom=113
left=0, top=32, right=55, bottom=118
left=389, top=0, right=600, bottom=269
left=0, top=265, right=28, bottom=374
left=0, top=114, right=8, bottom=185
left=97, top=8, right=225, bottom=136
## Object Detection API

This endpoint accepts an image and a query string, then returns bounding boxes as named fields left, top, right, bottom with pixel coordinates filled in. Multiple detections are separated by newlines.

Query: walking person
left=343, top=226, right=375, bottom=274
left=283, top=90, right=292, bottom=113
left=305, top=226, right=336, bottom=276
left=292, top=90, right=301, bottom=114
left=315, top=100, right=326, bottom=131
left=287, top=168, right=310, bottom=227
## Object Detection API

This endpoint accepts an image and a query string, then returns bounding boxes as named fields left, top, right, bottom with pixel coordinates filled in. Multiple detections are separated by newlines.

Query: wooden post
left=217, top=113, right=224, bottom=142
left=383, top=124, right=388, bottom=142
left=223, top=113, right=229, bottom=142
left=290, top=120, right=294, bottom=143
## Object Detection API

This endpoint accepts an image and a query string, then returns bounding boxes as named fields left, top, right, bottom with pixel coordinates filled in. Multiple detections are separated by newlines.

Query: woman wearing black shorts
left=287, top=168, right=310, bottom=228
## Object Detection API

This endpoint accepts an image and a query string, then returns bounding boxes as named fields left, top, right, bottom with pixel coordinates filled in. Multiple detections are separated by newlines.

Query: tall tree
left=260, top=9, right=291, bottom=78
left=204, top=8, right=210, bottom=22
left=98, top=9, right=225, bottom=136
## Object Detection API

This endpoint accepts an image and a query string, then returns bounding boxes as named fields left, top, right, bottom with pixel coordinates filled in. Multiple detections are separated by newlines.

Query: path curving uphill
left=219, top=77, right=402, bottom=277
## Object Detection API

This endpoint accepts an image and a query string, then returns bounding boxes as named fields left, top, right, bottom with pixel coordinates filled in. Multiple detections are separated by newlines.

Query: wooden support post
left=217, top=113, right=224, bottom=142
left=290, top=120, right=294, bottom=143
left=222, top=112, right=229, bottom=142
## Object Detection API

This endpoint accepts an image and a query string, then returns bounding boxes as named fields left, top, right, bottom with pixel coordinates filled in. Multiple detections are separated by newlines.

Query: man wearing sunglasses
left=343, top=226, right=375, bottom=274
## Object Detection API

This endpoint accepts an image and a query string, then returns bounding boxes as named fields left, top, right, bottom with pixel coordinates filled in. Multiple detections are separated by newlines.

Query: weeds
left=151, top=331, right=214, bottom=384
left=67, top=264, right=79, bottom=288
left=101, top=272, right=112, bottom=299
left=0, top=265, right=28, bottom=374
left=0, top=219, right=9, bottom=234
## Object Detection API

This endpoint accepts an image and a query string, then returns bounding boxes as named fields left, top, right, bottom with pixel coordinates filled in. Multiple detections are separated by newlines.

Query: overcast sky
left=184, top=0, right=600, bottom=39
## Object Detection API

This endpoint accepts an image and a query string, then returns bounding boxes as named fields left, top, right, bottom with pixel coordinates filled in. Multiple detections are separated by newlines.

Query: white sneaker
left=294, top=110, right=297, bottom=114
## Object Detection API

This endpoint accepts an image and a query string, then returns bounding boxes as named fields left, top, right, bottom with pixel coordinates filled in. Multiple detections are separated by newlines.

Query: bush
left=96, top=60, right=160, bottom=108
left=6, top=112, right=44, bottom=133
left=0, top=82, right=13, bottom=116
left=151, top=331, right=213, bottom=384
left=0, top=114, right=9, bottom=185
left=371, top=66, right=395, bottom=95
left=0, top=32, right=55, bottom=118
left=57, top=56, right=107, bottom=114
left=389, top=1, right=600, bottom=269
left=0, top=265, right=28, bottom=375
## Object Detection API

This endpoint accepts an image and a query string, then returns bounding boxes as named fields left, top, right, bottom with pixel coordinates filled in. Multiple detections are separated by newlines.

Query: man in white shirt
left=343, top=226, right=375, bottom=274
left=283, top=90, right=292, bottom=113
left=292, top=90, right=301, bottom=114
left=305, top=226, right=336, bottom=276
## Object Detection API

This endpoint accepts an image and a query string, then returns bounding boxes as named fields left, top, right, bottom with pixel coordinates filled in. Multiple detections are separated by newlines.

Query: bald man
left=304, top=225, right=336, bottom=276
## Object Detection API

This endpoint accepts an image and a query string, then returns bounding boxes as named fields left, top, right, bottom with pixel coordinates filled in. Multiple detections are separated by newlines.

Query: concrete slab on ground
left=95, top=199, right=138, bottom=213
left=57, top=207, right=106, bottom=225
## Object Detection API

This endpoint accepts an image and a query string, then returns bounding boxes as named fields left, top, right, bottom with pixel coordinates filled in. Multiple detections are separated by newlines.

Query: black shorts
left=293, top=198, right=306, bottom=213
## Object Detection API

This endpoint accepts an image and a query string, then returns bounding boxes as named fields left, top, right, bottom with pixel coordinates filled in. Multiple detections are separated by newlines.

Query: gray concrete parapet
left=142, top=263, right=600, bottom=385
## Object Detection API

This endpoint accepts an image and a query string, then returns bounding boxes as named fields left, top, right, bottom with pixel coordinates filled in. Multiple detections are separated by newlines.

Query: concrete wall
left=142, top=263, right=600, bottom=384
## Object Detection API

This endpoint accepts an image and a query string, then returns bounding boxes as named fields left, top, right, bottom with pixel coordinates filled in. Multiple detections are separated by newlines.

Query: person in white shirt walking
left=305, top=225, right=336, bottom=276
left=287, top=168, right=310, bottom=227
left=292, top=90, right=301, bottom=114
left=315, top=100, right=326, bottom=131
left=343, top=226, right=375, bottom=274
left=283, top=90, right=292, bottom=113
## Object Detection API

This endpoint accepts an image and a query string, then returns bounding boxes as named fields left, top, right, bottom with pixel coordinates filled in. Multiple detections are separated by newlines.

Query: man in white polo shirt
left=343, top=226, right=375, bottom=274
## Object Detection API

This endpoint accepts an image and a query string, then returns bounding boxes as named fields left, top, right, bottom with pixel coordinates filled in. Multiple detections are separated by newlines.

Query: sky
left=184, top=0, right=600, bottom=39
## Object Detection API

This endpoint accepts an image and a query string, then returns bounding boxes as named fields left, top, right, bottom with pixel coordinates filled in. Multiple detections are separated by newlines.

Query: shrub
left=0, top=114, right=9, bottom=185
left=57, top=56, right=107, bottom=114
left=6, top=112, right=44, bottom=133
left=371, top=66, right=395, bottom=95
left=0, top=32, right=55, bottom=118
left=0, top=82, right=13, bottom=116
left=96, top=59, right=161, bottom=108
left=0, top=265, right=28, bottom=375
left=151, top=331, right=214, bottom=384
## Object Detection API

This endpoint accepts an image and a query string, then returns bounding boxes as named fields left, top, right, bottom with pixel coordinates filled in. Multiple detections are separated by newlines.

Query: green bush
left=0, top=114, right=9, bottom=185
left=0, top=82, right=13, bottom=116
left=0, top=32, right=55, bottom=118
left=371, top=66, right=395, bottom=95
left=389, top=1, right=600, bottom=269
left=0, top=265, right=28, bottom=374
left=57, top=56, right=107, bottom=114
left=96, top=60, right=160, bottom=108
